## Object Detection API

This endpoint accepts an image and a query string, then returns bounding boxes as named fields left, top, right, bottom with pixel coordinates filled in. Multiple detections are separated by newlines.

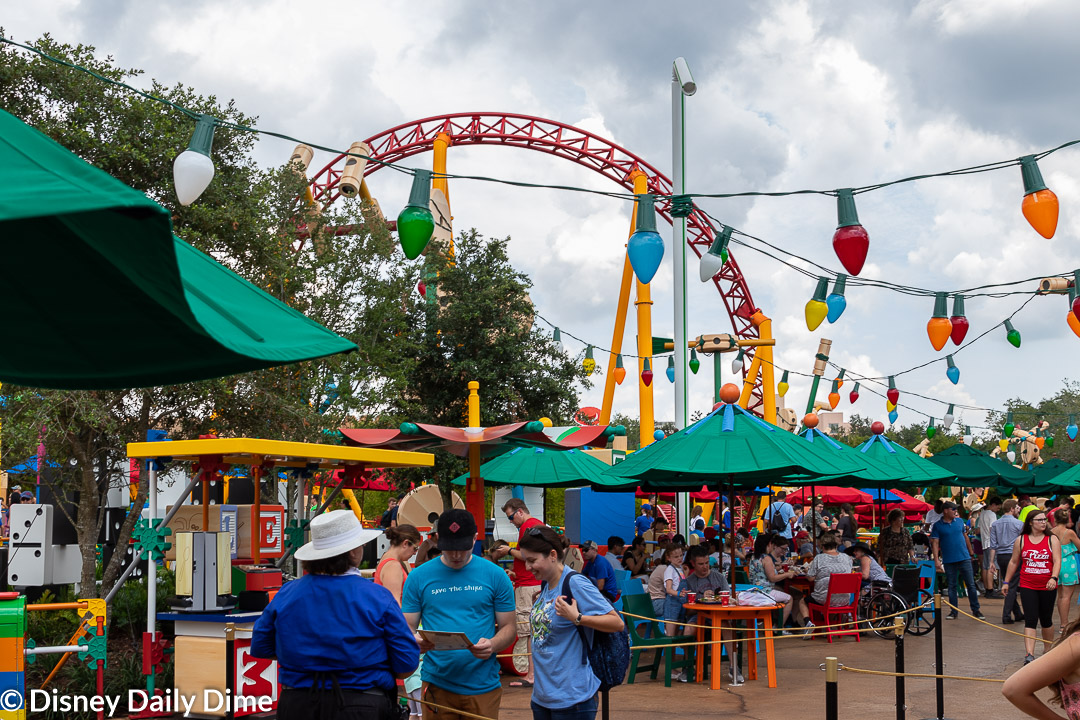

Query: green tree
left=0, top=35, right=416, bottom=597
left=987, top=380, right=1080, bottom=464
left=386, top=230, right=590, bottom=509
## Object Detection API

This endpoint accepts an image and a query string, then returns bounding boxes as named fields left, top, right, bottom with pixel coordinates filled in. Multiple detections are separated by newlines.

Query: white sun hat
left=294, top=509, right=382, bottom=561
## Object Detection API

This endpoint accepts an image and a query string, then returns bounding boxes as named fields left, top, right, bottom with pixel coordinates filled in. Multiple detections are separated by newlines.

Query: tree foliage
left=384, top=231, right=589, bottom=508
left=0, top=34, right=416, bottom=597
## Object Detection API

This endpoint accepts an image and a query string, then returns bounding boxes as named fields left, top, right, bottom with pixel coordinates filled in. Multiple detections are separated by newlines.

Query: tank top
left=1060, top=677, right=1080, bottom=720
left=374, top=554, right=410, bottom=603
left=1019, top=534, right=1053, bottom=590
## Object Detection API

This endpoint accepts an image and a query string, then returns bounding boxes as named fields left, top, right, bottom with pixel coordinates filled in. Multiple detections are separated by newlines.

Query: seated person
left=682, top=544, right=742, bottom=680
left=581, top=540, right=619, bottom=602
left=846, top=541, right=891, bottom=589
left=748, top=532, right=809, bottom=629
left=606, top=536, right=627, bottom=572
left=806, top=533, right=855, bottom=611
left=622, top=536, right=649, bottom=578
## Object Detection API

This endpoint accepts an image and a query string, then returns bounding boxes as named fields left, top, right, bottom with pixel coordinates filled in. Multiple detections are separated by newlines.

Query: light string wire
left=4, top=34, right=1080, bottom=210
left=539, top=292, right=1068, bottom=432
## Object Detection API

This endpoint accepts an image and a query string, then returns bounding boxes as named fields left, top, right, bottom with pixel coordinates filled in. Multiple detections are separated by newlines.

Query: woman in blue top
left=519, top=525, right=625, bottom=720
left=251, top=510, right=420, bottom=720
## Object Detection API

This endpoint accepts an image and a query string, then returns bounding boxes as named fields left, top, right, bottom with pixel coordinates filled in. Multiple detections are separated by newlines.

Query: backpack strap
left=560, top=570, right=590, bottom=666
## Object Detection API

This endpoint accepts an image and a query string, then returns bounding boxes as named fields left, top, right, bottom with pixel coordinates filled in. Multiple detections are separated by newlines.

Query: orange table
left=782, top=575, right=813, bottom=596
left=683, top=602, right=782, bottom=689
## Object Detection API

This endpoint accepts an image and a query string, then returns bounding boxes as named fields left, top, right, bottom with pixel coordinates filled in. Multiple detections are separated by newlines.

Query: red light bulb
left=832, top=189, right=870, bottom=276
left=886, top=375, right=899, bottom=406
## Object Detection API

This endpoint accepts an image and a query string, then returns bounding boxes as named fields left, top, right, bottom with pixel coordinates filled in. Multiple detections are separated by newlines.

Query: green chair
left=622, top=594, right=697, bottom=687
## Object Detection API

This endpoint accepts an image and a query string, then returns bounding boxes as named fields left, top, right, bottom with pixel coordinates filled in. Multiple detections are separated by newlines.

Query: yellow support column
left=465, top=382, right=485, bottom=540
left=341, top=489, right=364, bottom=523
left=600, top=168, right=649, bottom=427
left=753, top=311, right=778, bottom=426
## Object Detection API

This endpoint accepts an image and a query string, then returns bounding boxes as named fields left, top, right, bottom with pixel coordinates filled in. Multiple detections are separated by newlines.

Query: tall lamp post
left=672, top=57, right=696, bottom=530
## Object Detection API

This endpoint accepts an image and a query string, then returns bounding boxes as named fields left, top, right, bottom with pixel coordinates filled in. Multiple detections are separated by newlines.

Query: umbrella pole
left=812, top=484, right=817, bottom=555
left=728, top=482, right=736, bottom=593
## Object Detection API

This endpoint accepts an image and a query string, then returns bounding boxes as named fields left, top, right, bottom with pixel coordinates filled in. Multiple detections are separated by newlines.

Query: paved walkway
left=495, top=594, right=1060, bottom=719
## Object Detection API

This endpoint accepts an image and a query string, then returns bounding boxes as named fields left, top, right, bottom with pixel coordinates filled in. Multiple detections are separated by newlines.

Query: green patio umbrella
left=0, top=108, right=357, bottom=389
left=786, top=427, right=913, bottom=487
left=848, top=429, right=957, bottom=488
left=1010, top=459, right=1080, bottom=496
left=927, top=443, right=1033, bottom=488
left=451, top=446, right=621, bottom=488
left=600, top=402, right=867, bottom=491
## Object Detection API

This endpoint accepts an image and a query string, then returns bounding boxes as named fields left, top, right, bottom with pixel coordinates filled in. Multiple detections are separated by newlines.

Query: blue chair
left=611, top=569, right=631, bottom=611
left=622, top=577, right=646, bottom=595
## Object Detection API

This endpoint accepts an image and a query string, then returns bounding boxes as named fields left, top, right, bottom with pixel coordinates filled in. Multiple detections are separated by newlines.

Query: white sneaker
left=729, top=665, right=745, bottom=683
left=803, top=622, right=816, bottom=640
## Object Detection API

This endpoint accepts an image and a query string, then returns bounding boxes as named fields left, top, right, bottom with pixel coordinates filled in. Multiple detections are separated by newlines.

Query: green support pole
left=805, top=376, right=822, bottom=416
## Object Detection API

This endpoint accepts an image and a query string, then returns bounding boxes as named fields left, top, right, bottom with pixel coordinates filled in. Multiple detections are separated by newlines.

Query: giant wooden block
left=174, top=636, right=227, bottom=717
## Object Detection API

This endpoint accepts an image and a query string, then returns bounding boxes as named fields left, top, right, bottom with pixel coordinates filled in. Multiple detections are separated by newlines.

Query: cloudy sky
left=7, top=0, right=1080, bottom=438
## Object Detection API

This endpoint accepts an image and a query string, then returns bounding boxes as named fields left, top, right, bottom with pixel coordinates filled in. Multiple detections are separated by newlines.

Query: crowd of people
left=246, top=487, right=1080, bottom=720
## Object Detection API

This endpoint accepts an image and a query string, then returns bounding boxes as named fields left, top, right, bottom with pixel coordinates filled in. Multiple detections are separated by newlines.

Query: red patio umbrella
left=786, top=486, right=872, bottom=505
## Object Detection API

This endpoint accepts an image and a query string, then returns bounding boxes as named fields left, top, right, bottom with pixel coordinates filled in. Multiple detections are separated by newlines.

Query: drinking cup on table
left=686, top=592, right=697, bottom=604
left=719, top=591, right=730, bottom=606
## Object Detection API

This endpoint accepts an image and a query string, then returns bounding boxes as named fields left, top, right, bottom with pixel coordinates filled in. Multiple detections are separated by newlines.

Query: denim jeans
left=531, top=695, right=598, bottom=720
left=944, top=559, right=980, bottom=614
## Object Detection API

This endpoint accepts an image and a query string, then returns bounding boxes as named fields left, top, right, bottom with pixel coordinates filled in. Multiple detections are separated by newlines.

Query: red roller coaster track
left=305, top=112, right=764, bottom=412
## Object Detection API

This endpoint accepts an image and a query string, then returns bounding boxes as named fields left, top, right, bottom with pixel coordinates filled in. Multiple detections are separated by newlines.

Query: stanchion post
left=601, top=688, right=610, bottom=720
left=894, top=617, right=905, bottom=720
left=825, top=656, right=839, bottom=720
left=920, top=592, right=953, bottom=720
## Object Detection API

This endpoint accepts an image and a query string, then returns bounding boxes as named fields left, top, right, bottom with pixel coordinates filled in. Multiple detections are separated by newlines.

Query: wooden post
left=825, top=656, right=839, bottom=720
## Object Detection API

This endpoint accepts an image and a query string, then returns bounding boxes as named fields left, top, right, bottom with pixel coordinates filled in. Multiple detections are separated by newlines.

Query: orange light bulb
left=927, top=317, right=952, bottom=351
left=828, top=392, right=840, bottom=409
left=1023, top=188, right=1059, bottom=239
left=1068, top=311, right=1080, bottom=339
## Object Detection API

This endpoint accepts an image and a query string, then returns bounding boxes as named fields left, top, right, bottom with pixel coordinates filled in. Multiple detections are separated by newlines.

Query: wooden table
left=683, top=602, right=783, bottom=689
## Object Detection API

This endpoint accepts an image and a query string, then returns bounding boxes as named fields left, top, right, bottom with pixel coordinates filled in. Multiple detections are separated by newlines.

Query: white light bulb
left=963, top=434, right=973, bottom=446
left=1007, top=450, right=1016, bottom=463
left=173, top=150, right=215, bottom=206
left=943, top=413, right=954, bottom=430
left=700, top=252, right=724, bottom=282
left=731, top=357, right=742, bottom=374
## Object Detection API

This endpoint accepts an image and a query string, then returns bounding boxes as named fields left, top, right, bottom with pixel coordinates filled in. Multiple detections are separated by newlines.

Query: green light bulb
left=397, top=170, right=435, bottom=259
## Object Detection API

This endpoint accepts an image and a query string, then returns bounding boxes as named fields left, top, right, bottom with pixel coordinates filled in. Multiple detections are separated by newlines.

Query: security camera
left=673, top=57, right=696, bottom=96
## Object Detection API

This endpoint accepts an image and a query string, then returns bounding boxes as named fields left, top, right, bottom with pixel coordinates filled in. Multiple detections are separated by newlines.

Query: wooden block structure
left=0, top=593, right=26, bottom=720
left=165, top=505, right=284, bottom=562
left=175, top=636, right=227, bottom=717
left=171, top=623, right=279, bottom=718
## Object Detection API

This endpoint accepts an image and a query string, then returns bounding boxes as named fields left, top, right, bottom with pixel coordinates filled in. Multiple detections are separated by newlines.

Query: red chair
left=807, top=572, right=862, bottom=643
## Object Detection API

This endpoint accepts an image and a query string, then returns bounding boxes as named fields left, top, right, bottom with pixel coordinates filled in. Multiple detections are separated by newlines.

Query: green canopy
left=0, top=108, right=356, bottom=389
left=451, top=446, right=622, bottom=489
left=844, top=432, right=957, bottom=488
left=1007, top=459, right=1080, bottom=496
left=785, top=427, right=913, bottom=486
left=600, top=402, right=867, bottom=491
left=927, top=444, right=1033, bottom=487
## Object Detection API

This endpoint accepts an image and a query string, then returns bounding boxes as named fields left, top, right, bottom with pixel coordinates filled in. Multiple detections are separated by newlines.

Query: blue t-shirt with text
left=930, top=517, right=970, bottom=564
left=530, top=567, right=613, bottom=709
left=401, top=555, right=514, bottom=695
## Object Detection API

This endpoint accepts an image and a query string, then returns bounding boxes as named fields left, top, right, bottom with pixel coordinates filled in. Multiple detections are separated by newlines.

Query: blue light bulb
left=628, top=230, right=664, bottom=284
left=825, top=293, right=847, bottom=323
left=1068, top=424, right=1079, bottom=442
left=946, top=366, right=960, bottom=385
left=888, top=409, right=899, bottom=424
left=627, top=194, right=664, bottom=284
left=666, top=365, right=675, bottom=383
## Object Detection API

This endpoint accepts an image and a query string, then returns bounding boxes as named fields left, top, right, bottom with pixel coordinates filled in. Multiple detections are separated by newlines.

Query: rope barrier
left=941, top=599, right=1031, bottom=639
left=840, top=665, right=1004, bottom=684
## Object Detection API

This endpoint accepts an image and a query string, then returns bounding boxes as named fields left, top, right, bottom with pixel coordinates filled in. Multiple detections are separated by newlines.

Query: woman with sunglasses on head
left=519, top=525, right=624, bottom=720
left=1004, top=510, right=1062, bottom=665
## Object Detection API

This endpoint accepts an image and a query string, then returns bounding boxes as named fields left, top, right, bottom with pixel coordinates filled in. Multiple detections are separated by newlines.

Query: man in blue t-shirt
left=930, top=501, right=983, bottom=619
left=635, top=504, right=654, bottom=537
left=402, top=509, right=515, bottom=719
left=580, top=540, right=619, bottom=601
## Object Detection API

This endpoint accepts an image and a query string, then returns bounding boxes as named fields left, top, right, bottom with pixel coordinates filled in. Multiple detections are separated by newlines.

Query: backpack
left=558, top=571, right=631, bottom=692
left=769, top=503, right=788, bottom=533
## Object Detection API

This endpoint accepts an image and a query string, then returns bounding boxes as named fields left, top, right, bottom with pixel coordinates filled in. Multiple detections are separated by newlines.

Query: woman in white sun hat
left=251, top=509, right=419, bottom=720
